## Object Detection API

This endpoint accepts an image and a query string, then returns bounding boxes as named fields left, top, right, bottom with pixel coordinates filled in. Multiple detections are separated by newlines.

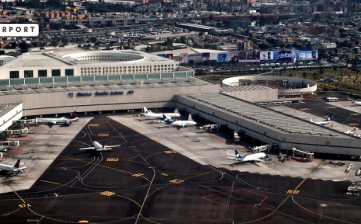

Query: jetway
left=0, top=140, right=20, bottom=147
left=201, top=124, right=219, bottom=132
left=6, top=127, right=28, bottom=137
left=292, top=148, right=314, bottom=158
left=251, top=144, right=277, bottom=153
left=234, top=131, right=240, bottom=143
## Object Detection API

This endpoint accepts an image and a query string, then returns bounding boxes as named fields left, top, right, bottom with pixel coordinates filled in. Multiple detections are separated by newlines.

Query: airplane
left=37, top=112, right=79, bottom=125
left=162, top=114, right=197, bottom=127
left=79, top=141, right=120, bottom=151
left=344, top=127, right=357, bottom=135
left=352, top=100, right=361, bottom=106
left=142, top=107, right=181, bottom=119
left=310, top=113, right=333, bottom=125
left=0, top=159, right=26, bottom=174
left=227, top=150, right=266, bottom=162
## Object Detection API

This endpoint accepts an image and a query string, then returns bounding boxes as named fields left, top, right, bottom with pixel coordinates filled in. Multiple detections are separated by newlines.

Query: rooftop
left=187, top=93, right=344, bottom=137
left=0, top=77, right=211, bottom=95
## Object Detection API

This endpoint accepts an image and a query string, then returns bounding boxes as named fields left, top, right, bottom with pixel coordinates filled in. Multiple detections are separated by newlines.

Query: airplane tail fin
left=235, top=150, right=240, bottom=158
left=71, top=111, right=77, bottom=118
left=325, top=113, right=333, bottom=121
left=14, top=159, right=20, bottom=168
left=310, top=118, right=314, bottom=123
left=327, top=113, right=333, bottom=120
left=143, top=107, right=150, bottom=114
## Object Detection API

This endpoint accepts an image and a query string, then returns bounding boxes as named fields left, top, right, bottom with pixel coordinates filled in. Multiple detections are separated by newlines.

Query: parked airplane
left=37, top=112, right=79, bottom=125
left=227, top=150, right=266, bottom=162
left=142, top=107, right=180, bottom=119
left=162, top=114, right=197, bottom=127
left=352, top=100, right=361, bottom=106
left=310, top=113, right=333, bottom=125
left=0, top=159, right=26, bottom=174
left=345, top=127, right=357, bottom=135
left=79, top=141, right=120, bottom=151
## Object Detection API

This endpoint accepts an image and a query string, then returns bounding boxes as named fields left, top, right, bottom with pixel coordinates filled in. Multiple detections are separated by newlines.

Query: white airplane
left=352, top=100, right=361, bottom=106
left=310, top=113, right=333, bottom=125
left=344, top=127, right=357, bottom=135
left=162, top=114, right=197, bottom=127
left=37, top=112, right=79, bottom=125
left=227, top=150, right=266, bottom=162
left=142, top=107, right=181, bottom=119
left=0, top=159, right=26, bottom=174
left=79, top=141, right=120, bottom=151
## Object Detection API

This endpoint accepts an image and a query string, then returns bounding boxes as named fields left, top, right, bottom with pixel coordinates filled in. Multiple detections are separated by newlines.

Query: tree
left=11, top=42, right=17, bottom=49
left=302, top=72, right=307, bottom=79
left=19, top=41, right=30, bottom=53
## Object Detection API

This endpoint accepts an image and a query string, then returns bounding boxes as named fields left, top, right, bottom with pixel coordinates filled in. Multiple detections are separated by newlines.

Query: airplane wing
left=255, top=159, right=265, bottom=162
left=227, top=151, right=236, bottom=157
left=79, top=147, right=95, bottom=150
left=105, top=145, right=120, bottom=148
left=15, top=167, right=27, bottom=172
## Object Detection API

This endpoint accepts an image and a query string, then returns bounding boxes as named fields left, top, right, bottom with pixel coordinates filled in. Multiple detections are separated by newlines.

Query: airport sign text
left=68, top=91, right=132, bottom=97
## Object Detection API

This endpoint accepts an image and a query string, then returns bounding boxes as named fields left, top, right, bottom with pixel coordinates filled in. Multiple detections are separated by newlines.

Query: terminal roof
left=0, top=77, right=210, bottom=95
left=187, top=93, right=343, bottom=137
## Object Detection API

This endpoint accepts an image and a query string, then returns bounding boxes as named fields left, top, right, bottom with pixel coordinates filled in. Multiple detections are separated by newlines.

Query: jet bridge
left=6, top=127, right=28, bottom=137
left=251, top=144, right=277, bottom=153
left=292, top=148, right=314, bottom=158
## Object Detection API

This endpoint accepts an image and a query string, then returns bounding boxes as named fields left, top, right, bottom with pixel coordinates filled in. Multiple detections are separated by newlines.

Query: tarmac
left=0, top=103, right=360, bottom=223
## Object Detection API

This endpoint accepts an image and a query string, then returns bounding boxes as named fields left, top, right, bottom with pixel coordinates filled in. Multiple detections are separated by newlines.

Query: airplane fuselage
left=171, top=120, right=197, bottom=127
left=38, top=117, right=79, bottom=124
left=146, top=113, right=181, bottom=119
left=79, top=141, right=120, bottom=151
left=0, top=164, right=16, bottom=171
left=236, top=152, right=266, bottom=162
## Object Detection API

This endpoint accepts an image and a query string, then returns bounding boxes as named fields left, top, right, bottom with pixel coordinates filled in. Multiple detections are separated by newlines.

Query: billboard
left=217, top=53, right=227, bottom=62
left=210, top=52, right=218, bottom=61
left=179, top=53, right=188, bottom=63
left=165, top=54, right=173, bottom=59
left=238, top=51, right=260, bottom=62
left=238, top=51, right=247, bottom=61
left=202, top=53, right=210, bottom=62
left=247, top=51, right=260, bottom=61
left=273, top=50, right=299, bottom=62
left=299, top=50, right=318, bottom=61
left=227, top=52, right=239, bottom=63
left=260, top=51, right=274, bottom=61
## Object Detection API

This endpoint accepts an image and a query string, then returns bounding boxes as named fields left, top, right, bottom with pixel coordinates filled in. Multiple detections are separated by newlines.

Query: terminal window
left=38, top=70, right=47, bottom=77
left=10, top=71, right=19, bottom=79
left=65, top=69, right=74, bottom=76
left=52, top=69, right=61, bottom=77
left=24, top=70, right=33, bottom=78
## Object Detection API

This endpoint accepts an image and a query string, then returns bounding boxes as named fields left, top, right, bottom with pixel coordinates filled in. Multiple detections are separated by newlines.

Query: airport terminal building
left=0, top=50, right=360, bottom=157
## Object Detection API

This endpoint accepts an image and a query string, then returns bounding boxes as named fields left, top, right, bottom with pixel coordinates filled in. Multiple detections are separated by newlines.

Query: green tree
left=302, top=72, right=307, bottom=79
